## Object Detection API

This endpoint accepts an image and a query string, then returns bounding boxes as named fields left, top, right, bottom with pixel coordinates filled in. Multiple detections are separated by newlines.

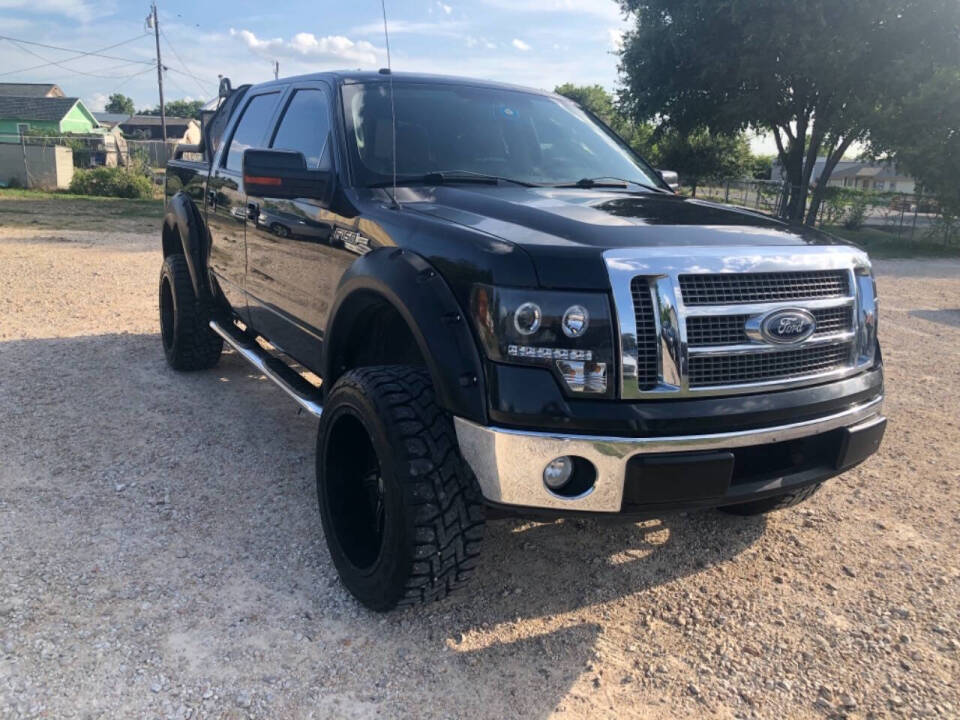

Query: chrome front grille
left=679, top=270, right=849, bottom=305
left=604, top=247, right=878, bottom=399
left=630, top=277, right=659, bottom=390
left=687, top=306, right=854, bottom=347
left=688, top=344, right=851, bottom=387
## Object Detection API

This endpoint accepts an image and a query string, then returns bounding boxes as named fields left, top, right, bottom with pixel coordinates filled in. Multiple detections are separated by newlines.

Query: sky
left=0, top=0, right=776, bottom=152
left=0, top=0, right=631, bottom=110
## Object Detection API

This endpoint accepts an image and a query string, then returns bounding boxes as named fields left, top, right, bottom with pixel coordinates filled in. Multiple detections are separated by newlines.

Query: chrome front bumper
left=454, top=396, right=884, bottom=512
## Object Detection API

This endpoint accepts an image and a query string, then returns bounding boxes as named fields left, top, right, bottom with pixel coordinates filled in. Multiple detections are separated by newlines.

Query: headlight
left=470, top=284, right=616, bottom=397
left=855, top=266, right=879, bottom=367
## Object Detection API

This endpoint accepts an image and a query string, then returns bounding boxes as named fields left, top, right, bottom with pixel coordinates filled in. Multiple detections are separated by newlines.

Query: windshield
left=341, top=81, right=661, bottom=188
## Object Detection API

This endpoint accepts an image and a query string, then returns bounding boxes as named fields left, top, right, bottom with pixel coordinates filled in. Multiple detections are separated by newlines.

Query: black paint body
left=163, top=71, right=882, bottom=439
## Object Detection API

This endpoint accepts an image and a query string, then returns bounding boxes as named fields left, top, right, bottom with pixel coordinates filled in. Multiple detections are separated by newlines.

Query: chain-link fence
left=694, top=179, right=956, bottom=246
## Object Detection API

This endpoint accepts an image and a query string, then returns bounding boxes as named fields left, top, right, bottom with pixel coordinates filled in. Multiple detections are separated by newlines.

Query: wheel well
left=328, top=291, right=426, bottom=386
left=162, top=220, right=181, bottom=258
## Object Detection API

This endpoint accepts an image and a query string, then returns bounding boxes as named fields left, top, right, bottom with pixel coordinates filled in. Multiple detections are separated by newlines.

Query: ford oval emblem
left=758, top=308, right=816, bottom=344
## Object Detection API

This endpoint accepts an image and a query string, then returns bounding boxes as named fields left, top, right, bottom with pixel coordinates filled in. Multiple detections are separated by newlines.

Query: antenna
left=380, top=0, right=400, bottom=209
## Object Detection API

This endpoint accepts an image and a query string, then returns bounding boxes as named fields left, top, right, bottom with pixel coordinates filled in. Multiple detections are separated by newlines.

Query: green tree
left=655, top=129, right=751, bottom=196
left=104, top=93, right=135, bottom=115
left=617, top=0, right=960, bottom=224
left=140, top=99, right=204, bottom=120
left=868, top=69, right=960, bottom=229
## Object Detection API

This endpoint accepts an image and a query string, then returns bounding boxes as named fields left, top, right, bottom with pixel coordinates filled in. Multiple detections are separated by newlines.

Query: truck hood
left=399, top=185, right=847, bottom=289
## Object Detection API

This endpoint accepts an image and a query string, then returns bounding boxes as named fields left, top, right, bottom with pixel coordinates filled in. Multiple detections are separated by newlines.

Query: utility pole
left=274, top=60, right=279, bottom=80
left=148, top=3, right=167, bottom=145
left=19, top=129, right=30, bottom=189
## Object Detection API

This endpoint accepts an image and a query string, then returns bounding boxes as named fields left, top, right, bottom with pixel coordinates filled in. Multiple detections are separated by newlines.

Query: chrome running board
left=209, top=320, right=324, bottom=418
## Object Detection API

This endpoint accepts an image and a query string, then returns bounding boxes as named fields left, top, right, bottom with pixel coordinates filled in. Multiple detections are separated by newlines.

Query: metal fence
left=695, top=179, right=956, bottom=246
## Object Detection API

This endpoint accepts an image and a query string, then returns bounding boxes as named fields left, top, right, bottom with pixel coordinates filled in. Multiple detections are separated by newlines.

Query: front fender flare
left=322, top=248, right=487, bottom=425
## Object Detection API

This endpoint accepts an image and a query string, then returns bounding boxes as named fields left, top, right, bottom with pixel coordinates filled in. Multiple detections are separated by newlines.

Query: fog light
left=543, top=456, right=574, bottom=489
left=561, top=304, right=589, bottom=337
left=557, top=360, right=607, bottom=393
left=513, top=302, right=542, bottom=335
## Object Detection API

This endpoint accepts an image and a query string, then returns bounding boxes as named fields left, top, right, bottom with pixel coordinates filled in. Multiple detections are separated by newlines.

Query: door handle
left=247, top=202, right=260, bottom=220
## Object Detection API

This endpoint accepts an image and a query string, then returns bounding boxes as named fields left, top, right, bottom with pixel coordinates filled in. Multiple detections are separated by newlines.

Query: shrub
left=69, top=167, right=153, bottom=199
left=844, top=195, right=869, bottom=230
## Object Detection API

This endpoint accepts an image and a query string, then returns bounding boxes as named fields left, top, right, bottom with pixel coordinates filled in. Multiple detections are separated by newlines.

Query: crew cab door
left=206, top=89, right=282, bottom=322
left=244, top=82, right=350, bottom=365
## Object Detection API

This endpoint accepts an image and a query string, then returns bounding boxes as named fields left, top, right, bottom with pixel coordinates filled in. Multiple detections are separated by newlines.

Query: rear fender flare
left=163, top=191, right=210, bottom=300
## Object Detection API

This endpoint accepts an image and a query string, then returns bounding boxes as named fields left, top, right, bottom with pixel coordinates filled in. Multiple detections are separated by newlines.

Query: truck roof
left=245, top=70, right=558, bottom=98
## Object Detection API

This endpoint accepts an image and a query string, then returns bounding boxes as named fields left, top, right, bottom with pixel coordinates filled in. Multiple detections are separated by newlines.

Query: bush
left=843, top=195, right=868, bottom=230
left=69, top=167, right=153, bottom=199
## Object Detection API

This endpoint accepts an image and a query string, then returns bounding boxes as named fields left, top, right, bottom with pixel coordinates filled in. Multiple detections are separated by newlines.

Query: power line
left=0, top=34, right=149, bottom=78
left=5, top=40, right=150, bottom=80
left=158, top=26, right=210, bottom=97
left=0, top=34, right=153, bottom=67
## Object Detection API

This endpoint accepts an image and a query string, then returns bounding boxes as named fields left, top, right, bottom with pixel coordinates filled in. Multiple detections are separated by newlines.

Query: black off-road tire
left=159, top=253, right=222, bottom=371
left=316, top=366, right=486, bottom=611
left=720, top=482, right=822, bottom=516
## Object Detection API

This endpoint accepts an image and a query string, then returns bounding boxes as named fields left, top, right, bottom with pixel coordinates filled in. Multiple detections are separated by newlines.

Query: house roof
left=831, top=163, right=907, bottom=180
left=0, top=83, right=64, bottom=98
left=0, top=96, right=85, bottom=122
left=121, top=115, right=194, bottom=128
left=93, top=111, right=131, bottom=126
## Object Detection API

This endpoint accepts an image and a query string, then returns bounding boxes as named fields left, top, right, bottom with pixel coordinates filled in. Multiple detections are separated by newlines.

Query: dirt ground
left=0, top=196, right=958, bottom=719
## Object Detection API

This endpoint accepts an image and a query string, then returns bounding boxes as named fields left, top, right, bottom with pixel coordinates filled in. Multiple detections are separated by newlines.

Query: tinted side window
left=270, top=89, right=331, bottom=169
left=224, top=92, right=280, bottom=172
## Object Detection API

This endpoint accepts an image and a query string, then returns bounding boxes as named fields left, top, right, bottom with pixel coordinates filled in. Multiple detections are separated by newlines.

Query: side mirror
left=657, top=169, right=680, bottom=192
left=242, top=149, right=332, bottom=201
left=218, top=77, right=233, bottom=99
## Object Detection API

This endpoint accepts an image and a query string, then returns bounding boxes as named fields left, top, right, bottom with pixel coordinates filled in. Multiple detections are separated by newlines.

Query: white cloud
left=85, top=92, right=107, bottom=112
left=512, top=38, right=531, bottom=52
left=0, top=0, right=98, bottom=22
left=481, top=0, right=623, bottom=23
left=607, top=28, right=624, bottom=51
left=230, top=29, right=383, bottom=66
left=439, top=2, right=453, bottom=14
left=351, top=19, right=464, bottom=37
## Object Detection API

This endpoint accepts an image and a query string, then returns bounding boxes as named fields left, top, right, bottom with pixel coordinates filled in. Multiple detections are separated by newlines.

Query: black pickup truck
left=161, top=71, right=885, bottom=610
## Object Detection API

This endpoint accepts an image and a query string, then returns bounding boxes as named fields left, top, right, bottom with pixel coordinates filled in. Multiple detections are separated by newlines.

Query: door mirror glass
left=243, top=148, right=332, bottom=200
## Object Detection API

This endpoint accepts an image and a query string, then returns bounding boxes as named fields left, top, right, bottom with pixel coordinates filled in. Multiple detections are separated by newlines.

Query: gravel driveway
left=1, top=203, right=958, bottom=719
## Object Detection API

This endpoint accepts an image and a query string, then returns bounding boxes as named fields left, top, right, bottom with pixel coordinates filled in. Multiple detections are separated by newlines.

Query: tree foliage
left=868, top=68, right=960, bottom=221
left=654, top=129, right=751, bottom=195
left=104, top=93, right=135, bottom=115
left=617, top=0, right=960, bottom=224
left=140, top=99, right=203, bottom=120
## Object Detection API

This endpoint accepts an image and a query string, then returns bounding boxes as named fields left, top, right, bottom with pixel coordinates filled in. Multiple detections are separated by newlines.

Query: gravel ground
left=0, top=202, right=958, bottom=719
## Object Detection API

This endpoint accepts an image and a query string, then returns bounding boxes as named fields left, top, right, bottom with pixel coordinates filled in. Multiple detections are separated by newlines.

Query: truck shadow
left=0, top=331, right=766, bottom=719
left=908, top=308, right=960, bottom=328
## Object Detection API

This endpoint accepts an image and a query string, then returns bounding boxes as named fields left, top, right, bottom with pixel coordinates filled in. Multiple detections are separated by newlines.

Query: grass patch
left=821, top=225, right=960, bottom=259
left=0, top=188, right=162, bottom=229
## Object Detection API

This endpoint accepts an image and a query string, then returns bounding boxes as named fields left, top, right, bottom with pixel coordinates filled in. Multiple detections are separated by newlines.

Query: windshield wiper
left=369, top=170, right=538, bottom=188
left=553, top=176, right=671, bottom=193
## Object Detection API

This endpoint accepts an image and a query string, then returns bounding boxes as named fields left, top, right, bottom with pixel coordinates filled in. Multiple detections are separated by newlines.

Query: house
left=826, top=163, right=916, bottom=194
left=93, top=111, right=131, bottom=129
left=0, top=83, right=65, bottom=98
left=772, top=157, right=917, bottom=194
left=0, top=95, right=101, bottom=143
left=118, top=115, right=200, bottom=143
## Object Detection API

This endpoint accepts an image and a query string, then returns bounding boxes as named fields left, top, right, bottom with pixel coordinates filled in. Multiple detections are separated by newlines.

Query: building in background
left=772, top=157, right=918, bottom=194
left=118, top=115, right=200, bottom=143
left=0, top=83, right=65, bottom=98
left=0, top=95, right=101, bottom=142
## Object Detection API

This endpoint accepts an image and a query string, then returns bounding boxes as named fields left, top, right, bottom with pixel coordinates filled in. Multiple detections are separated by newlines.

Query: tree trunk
left=804, top=136, right=856, bottom=226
